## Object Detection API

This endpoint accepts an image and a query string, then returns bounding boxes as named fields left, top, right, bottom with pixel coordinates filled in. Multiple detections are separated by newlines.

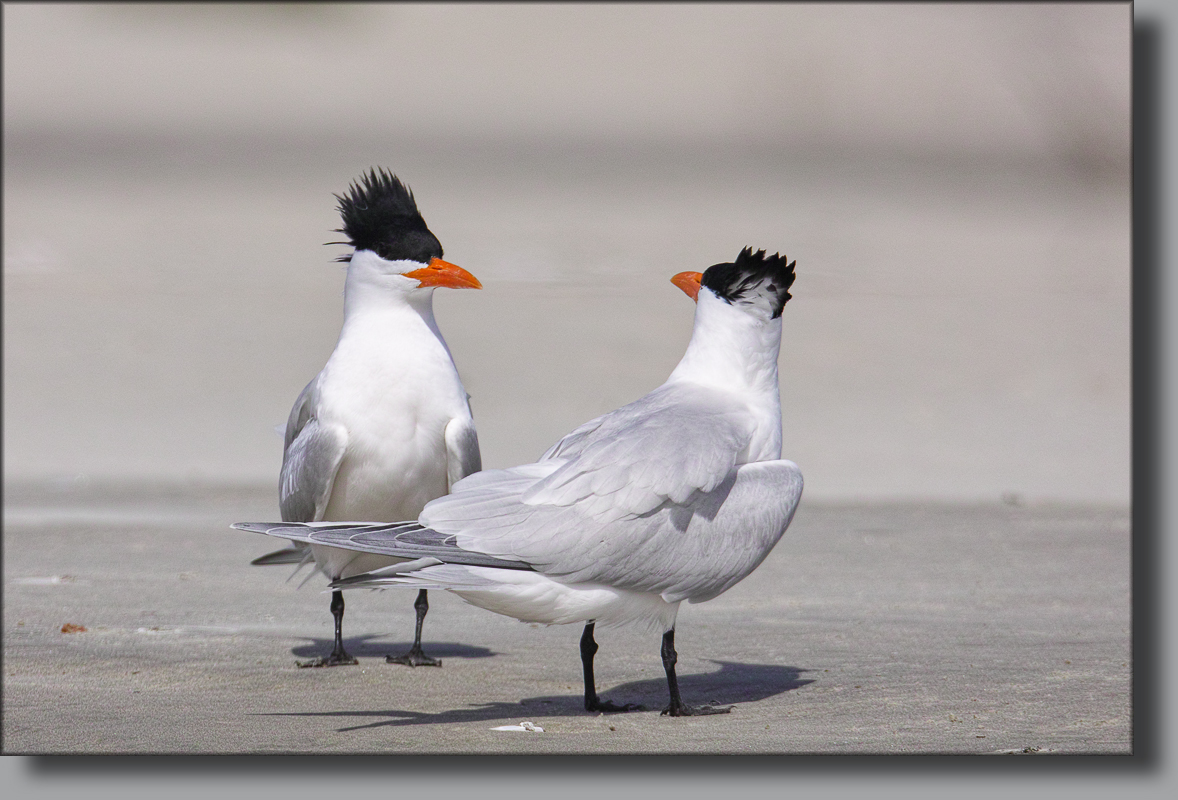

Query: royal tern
left=238, top=247, right=800, bottom=715
left=253, top=168, right=482, bottom=668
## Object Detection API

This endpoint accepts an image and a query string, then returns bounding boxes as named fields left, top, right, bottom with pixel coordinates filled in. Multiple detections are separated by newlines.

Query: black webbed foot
left=661, top=703, right=733, bottom=717
left=296, top=652, right=359, bottom=668
left=658, top=629, right=733, bottom=717
left=386, top=645, right=442, bottom=667
left=386, top=590, right=441, bottom=666
left=586, top=696, right=646, bottom=714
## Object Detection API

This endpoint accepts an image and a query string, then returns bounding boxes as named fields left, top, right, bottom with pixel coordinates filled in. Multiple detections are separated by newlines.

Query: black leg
left=581, top=622, right=600, bottom=710
left=581, top=622, right=644, bottom=713
left=297, top=590, right=359, bottom=667
left=387, top=589, right=442, bottom=667
left=660, top=628, right=732, bottom=716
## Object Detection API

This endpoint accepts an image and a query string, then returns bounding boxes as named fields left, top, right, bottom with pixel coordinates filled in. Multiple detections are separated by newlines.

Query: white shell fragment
left=491, top=721, right=544, bottom=732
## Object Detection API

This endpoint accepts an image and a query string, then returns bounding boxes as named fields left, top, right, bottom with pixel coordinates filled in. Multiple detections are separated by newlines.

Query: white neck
left=669, top=289, right=782, bottom=392
left=668, top=288, right=783, bottom=460
left=339, top=249, right=444, bottom=340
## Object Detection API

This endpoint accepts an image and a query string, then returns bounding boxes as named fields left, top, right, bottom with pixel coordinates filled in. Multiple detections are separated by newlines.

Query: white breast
left=317, top=302, right=471, bottom=522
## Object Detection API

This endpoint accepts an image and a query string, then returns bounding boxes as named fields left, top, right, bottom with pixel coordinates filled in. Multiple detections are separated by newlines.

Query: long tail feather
left=250, top=547, right=308, bottom=566
left=231, top=521, right=534, bottom=571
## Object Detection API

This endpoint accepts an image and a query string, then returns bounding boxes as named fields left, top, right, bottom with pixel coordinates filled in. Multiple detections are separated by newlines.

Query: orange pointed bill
left=404, top=258, right=483, bottom=289
left=671, top=271, right=703, bottom=301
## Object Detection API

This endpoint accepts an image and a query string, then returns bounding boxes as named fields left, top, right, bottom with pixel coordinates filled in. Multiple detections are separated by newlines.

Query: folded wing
left=483, top=382, right=755, bottom=520
left=414, top=382, right=798, bottom=601
left=278, top=378, right=348, bottom=524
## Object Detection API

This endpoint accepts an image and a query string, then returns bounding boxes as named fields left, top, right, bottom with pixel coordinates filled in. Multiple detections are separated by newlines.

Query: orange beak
left=671, top=271, right=703, bottom=302
left=403, top=257, right=483, bottom=290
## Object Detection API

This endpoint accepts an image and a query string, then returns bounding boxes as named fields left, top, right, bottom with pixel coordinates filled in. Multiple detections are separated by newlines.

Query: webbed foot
left=297, top=652, right=359, bottom=668
left=586, top=696, right=645, bottom=714
left=386, top=646, right=442, bottom=667
left=661, top=702, right=733, bottom=717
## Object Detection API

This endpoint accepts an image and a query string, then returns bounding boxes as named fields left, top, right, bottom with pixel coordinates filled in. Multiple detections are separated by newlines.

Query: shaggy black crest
left=700, top=247, right=796, bottom=318
left=333, top=168, right=443, bottom=264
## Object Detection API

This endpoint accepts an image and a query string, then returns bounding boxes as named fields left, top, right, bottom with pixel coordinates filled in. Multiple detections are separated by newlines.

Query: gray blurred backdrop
left=3, top=3, right=1130, bottom=504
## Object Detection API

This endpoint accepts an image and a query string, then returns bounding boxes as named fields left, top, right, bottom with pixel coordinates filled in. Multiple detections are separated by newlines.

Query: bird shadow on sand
left=290, top=635, right=496, bottom=661
left=257, top=660, right=813, bottom=732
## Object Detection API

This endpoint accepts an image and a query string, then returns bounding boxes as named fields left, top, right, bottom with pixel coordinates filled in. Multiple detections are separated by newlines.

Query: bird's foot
left=586, top=697, right=646, bottom=714
left=296, top=652, right=359, bottom=668
left=661, top=702, right=733, bottom=717
left=386, top=646, right=442, bottom=667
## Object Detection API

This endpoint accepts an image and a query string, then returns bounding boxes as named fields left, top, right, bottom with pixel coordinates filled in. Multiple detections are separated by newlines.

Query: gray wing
left=233, top=460, right=802, bottom=603
left=431, top=459, right=802, bottom=600
left=444, top=416, right=481, bottom=490
left=444, top=382, right=755, bottom=524
left=416, top=381, right=795, bottom=597
left=609, top=459, right=803, bottom=603
left=278, top=378, right=348, bottom=523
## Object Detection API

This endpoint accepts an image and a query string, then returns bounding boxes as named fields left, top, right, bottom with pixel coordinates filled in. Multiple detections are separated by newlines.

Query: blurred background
left=3, top=3, right=1130, bottom=504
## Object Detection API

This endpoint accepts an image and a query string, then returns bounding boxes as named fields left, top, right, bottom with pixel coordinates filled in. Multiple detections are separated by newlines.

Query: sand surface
left=4, top=482, right=1129, bottom=754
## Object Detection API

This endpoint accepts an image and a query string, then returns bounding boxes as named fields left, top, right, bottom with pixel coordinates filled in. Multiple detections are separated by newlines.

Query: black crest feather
left=700, top=248, right=796, bottom=319
left=333, top=168, right=443, bottom=264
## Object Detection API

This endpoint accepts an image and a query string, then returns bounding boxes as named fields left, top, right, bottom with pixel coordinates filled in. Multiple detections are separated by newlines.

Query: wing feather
left=278, top=378, right=348, bottom=523
left=444, top=416, right=482, bottom=490
left=520, top=383, right=755, bottom=521
left=411, top=382, right=796, bottom=599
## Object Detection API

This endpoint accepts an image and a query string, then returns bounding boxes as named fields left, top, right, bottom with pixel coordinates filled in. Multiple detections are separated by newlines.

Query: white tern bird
left=252, top=168, right=482, bottom=668
left=238, top=247, right=800, bottom=715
